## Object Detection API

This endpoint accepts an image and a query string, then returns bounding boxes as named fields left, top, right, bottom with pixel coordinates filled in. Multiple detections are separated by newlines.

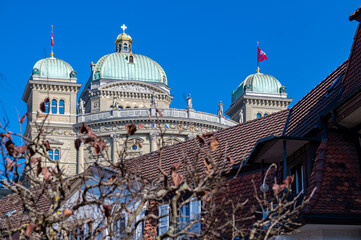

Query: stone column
left=110, top=133, right=121, bottom=163
left=149, top=132, right=159, bottom=152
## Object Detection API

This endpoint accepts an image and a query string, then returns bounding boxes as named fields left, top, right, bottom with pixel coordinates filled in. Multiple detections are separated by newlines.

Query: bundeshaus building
left=22, top=25, right=291, bottom=175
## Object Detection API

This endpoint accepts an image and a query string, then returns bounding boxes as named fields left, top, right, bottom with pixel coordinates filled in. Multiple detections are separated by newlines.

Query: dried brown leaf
left=63, top=209, right=73, bottom=217
left=283, top=175, right=295, bottom=189
left=43, top=140, right=51, bottom=151
left=5, top=140, right=15, bottom=156
left=203, top=158, right=211, bottom=174
left=156, top=108, right=163, bottom=117
left=31, top=157, right=41, bottom=164
left=102, top=203, right=112, bottom=218
left=6, top=158, right=15, bottom=171
left=19, top=113, right=27, bottom=124
left=40, top=98, right=49, bottom=113
left=226, top=155, right=234, bottom=164
left=74, top=138, right=82, bottom=150
left=25, top=222, right=37, bottom=237
left=126, top=124, right=137, bottom=136
left=210, top=137, right=219, bottom=151
left=42, top=167, right=52, bottom=181
left=197, top=135, right=205, bottom=144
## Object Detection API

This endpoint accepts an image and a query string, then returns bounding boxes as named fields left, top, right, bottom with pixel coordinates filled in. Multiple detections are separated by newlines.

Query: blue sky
left=0, top=0, right=359, bottom=133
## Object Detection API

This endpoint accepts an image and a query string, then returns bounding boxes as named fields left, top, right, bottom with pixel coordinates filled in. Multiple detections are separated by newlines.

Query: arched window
left=118, top=106, right=123, bottom=109
left=123, top=43, right=128, bottom=52
left=264, top=113, right=268, bottom=117
left=51, top=100, right=57, bottom=114
left=48, top=150, right=53, bottom=160
left=257, top=113, right=262, bottom=118
left=129, top=55, right=134, bottom=63
left=125, top=106, right=131, bottom=109
left=54, top=150, right=59, bottom=160
left=59, top=100, right=65, bottom=114
left=45, top=101, right=49, bottom=113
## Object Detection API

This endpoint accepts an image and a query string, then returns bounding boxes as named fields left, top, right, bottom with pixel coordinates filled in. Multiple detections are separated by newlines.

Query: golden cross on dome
left=121, top=24, right=127, bottom=33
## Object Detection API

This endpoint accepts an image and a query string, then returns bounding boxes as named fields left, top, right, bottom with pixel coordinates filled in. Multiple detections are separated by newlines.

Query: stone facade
left=22, top=27, right=291, bottom=176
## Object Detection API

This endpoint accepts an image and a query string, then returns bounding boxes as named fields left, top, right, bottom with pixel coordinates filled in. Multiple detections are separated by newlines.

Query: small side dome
left=232, top=73, right=285, bottom=103
left=32, top=57, right=75, bottom=79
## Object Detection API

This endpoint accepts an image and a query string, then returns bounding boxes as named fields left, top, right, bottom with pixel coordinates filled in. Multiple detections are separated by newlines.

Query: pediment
left=99, top=81, right=168, bottom=94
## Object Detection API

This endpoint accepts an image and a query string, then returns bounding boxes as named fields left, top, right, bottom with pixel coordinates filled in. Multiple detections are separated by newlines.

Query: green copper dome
left=232, top=73, right=285, bottom=103
left=32, top=57, right=76, bottom=79
left=91, top=52, right=167, bottom=84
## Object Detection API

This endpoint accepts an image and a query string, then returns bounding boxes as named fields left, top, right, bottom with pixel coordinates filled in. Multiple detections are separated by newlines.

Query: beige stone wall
left=24, top=79, right=81, bottom=177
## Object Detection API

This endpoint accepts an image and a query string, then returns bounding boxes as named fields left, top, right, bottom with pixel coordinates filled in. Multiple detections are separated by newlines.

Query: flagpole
left=51, top=25, right=54, bottom=58
left=257, top=41, right=260, bottom=73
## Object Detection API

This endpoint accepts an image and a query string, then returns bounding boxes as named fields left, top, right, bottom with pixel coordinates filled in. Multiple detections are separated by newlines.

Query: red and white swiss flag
left=51, top=30, right=54, bottom=47
left=257, top=46, right=267, bottom=62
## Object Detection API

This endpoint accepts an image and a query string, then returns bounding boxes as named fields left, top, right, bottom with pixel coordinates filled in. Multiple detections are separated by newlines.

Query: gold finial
left=256, top=66, right=260, bottom=73
left=50, top=51, right=54, bottom=58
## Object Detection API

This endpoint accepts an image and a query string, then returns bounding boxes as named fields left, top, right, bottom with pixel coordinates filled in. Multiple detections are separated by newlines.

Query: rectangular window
left=159, top=204, right=169, bottom=237
left=158, top=200, right=201, bottom=238
left=114, top=217, right=126, bottom=238
left=291, top=164, right=304, bottom=194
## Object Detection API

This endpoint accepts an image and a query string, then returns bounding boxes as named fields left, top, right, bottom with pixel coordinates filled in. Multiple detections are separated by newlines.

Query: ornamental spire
left=121, top=24, right=127, bottom=33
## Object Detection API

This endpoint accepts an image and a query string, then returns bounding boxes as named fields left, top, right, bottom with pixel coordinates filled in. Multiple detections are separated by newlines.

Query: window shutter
left=158, top=204, right=169, bottom=236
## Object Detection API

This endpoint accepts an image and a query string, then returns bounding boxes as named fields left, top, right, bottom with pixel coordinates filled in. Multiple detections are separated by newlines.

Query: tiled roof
left=349, top=6, right=361, bottom=22
left=304, top=130, right=361, bottom=216
left=129, top=110, right=290, bottom=181
left=285, top=61, right=347, bottom=137
left=0, top=189, right=51, bottom=231
left=341, top=24, right=361, bottom=100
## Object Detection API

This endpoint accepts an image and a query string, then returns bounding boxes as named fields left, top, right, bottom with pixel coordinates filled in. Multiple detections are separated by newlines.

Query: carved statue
left=151, top=92, right=157, bottom=107
left=78, top=98, right=85, bottom=114
left=217, top=101, right=223, bottom=117
left=187, top=94, right=193, bottom=110
left=112, top=97, right=119, bottom=109
left=239, top=109, right=244, bottom=123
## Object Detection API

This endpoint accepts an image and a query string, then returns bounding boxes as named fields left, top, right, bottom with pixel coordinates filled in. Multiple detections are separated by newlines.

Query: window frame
left=51, top=99, right=58, bottom=114
left=59, top=100, right=65, bottom=114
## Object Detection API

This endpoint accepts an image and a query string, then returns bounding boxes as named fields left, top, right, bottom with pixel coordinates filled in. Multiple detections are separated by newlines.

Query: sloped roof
left=130, top=109, right=290, bottom=181
left=341, top=24, right=361, bottom=100
left=304, top=131, right=361, bottom=218
left=285, top=61, right=347, bottom=137
left=0, top=189, right=51, bottom=231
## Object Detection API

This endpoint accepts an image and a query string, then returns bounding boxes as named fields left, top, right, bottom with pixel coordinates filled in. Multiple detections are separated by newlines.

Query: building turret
left=226, top=71, right=292, bottom=123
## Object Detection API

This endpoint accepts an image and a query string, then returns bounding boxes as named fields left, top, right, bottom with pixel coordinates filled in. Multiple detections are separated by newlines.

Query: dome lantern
left=115, top=24, right=133, bottom=53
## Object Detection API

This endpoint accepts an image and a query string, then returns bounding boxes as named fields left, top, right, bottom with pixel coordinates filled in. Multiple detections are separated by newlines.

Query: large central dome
left=92, top=52, right=167, bottom=84
left=88, top=28, right=167, bottom=86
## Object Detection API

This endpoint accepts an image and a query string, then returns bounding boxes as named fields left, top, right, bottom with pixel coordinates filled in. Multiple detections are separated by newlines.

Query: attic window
left=128, top=55, right=134, bottom=63
left=325, top=72, right=344, bottom=97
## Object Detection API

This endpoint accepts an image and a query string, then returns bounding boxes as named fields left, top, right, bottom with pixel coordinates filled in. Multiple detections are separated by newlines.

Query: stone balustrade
left=78, top=108, right=236, bottom=127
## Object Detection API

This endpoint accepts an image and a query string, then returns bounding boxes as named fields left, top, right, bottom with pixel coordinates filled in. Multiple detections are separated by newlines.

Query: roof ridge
left=349, top=6, right=361, bottom=22
left=291, top=60, right=348, bottom=112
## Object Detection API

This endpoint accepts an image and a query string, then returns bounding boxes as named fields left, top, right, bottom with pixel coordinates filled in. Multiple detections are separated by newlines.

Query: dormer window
left=129, top=55, right=134, bottom=63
